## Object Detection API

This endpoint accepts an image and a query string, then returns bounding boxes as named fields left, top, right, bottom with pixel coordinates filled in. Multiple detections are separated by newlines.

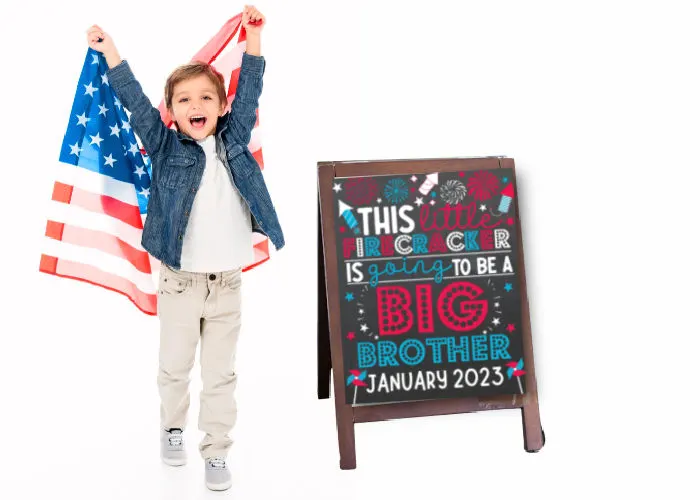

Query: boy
left=86, top=5, right=284, bottom=491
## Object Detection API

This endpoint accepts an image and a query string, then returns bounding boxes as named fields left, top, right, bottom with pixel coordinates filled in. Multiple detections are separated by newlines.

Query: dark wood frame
left=317, top=156, right=544, bottom=469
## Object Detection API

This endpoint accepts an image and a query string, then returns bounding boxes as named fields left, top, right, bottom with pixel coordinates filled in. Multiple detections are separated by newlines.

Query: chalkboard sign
left=331, top=168, right=525, bottom=405
left=317, top=157, right=544, bottom=469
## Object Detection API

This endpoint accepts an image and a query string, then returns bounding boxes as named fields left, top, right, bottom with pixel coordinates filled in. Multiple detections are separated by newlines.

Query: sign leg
left=318, top=205, right=332, bottom=400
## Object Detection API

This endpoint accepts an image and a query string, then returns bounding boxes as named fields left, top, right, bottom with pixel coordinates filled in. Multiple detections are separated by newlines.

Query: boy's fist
left=86, top=25, right=115, bottom=54
left=242, top=5, right=265, bottom=34
left=86, top=25, right=121, bottom=68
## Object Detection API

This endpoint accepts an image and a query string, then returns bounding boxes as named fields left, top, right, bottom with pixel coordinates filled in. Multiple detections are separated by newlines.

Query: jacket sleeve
left=107, top=59, right=171, bottom=157
left=226, top=52, right=265, bottom=146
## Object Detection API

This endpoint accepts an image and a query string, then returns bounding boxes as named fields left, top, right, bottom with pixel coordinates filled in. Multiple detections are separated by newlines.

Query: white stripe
left=55, top=161, right=140, bottom=206
left=42, top=237, right=157, bottom=294
left=45, top=199, right=145, bottom=251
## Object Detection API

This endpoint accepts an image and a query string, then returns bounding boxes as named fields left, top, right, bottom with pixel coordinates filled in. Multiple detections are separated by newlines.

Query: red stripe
left=39, top=255, right=157, bottom=315
left=52, top=182, right=74, bottom=203
left=54, top=184, right=143, bottom=229
left=45, top=220, right=152, bottom=274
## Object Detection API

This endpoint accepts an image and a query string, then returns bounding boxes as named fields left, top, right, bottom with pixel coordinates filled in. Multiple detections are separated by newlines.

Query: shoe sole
left=162, top=457, right=187, bottom=466
left=206, top=480, right=232, bottom=491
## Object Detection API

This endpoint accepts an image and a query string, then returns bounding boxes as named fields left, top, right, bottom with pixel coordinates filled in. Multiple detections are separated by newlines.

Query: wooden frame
left=317, top=156, right=544, bottom=469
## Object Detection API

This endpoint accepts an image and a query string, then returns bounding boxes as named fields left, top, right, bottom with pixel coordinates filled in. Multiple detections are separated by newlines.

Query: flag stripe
left=52, top=182, right=143, bottom=229
left=42, top=237, right=156, bottom=294
left=45, top=221, right=152, bottom=274
left=39, top=254, right=157, bottom=316
left=54, top=160, right=141, bottom=206
left=45, top=200, right=145, bottom=252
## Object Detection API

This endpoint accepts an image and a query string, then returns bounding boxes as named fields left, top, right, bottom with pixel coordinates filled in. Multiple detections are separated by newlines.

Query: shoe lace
left=167, top=430, right=183, bottom=447
left=208, top=457, right=226, bottom=469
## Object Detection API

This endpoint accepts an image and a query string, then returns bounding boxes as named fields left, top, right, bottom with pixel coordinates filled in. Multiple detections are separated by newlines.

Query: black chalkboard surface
left=331, top=168, right=526, bottom=405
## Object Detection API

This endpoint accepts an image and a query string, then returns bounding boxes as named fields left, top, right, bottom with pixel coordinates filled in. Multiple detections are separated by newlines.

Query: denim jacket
left=106, top=52, right=285, bottom=270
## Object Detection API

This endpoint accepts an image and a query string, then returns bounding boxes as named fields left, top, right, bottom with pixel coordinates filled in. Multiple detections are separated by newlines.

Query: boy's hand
left=86, top=25, right=121, bottom=68
left=242, top=5, right=265, bottom=36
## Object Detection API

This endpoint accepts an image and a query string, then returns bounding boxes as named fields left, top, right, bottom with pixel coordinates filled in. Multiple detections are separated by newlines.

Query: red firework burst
left=466, top=171, right=500, bottom=201
left=343, top=178, right=380, bottom=205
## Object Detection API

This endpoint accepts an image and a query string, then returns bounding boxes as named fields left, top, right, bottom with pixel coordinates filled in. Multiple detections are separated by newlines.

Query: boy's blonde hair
left=164, top=61, right=228, bottom=112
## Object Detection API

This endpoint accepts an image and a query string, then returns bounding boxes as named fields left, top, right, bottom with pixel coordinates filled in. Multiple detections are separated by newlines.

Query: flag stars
left=122, top=121, right=132, bottom=133
left=68, top=142, right=82, bottom=156
left=125, top=108, right=132, bottom=120
left=128, top=142, right=140, bottom=156
left=114, top=97, right=122, bottom=109
left=138, top=187, right=150, bottom=199
left=89, top=132, right=104, bottom=147
left=109, top=124, right=121, bottom=136
left=91, top=54, right=100, bottom=65
left=98, top=104, right=109, bottom=117
left=103, top=153, right=117, bottom=167
left=100, top=73, right=109, bottom=85
left=83, top=82, right=98, bottom=97
left=75, top=112, right=90, bottom=127
left=133, top=165, right=147, bottom=178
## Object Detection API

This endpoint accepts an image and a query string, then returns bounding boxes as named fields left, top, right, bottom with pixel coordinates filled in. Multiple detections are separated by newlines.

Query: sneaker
left=161, top=428, right=187, bottom=466
left=205, top=457, right=232, bottom=491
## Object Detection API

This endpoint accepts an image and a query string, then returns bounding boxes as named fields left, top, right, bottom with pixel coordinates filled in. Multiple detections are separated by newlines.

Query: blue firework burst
left=384, top=179, right=409, bottom=204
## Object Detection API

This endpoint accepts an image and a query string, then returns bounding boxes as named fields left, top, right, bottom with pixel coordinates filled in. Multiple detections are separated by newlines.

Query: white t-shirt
left=179, top=135, right=253, bottom=272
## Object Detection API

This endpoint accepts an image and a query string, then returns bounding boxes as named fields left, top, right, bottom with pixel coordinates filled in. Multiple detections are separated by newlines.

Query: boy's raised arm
left=87, top=25, right=171, bottom=157
left=227, top=6, right=266, bottom=147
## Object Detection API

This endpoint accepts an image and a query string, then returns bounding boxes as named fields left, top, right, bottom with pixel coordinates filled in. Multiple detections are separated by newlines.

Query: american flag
left=39, top=13, right=270, bottom=315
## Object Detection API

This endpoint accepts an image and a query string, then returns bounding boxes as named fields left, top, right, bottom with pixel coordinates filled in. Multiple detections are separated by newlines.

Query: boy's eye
left=179, top=98, right=189, bottom=103
left=203, top=96, right=212, bottom=100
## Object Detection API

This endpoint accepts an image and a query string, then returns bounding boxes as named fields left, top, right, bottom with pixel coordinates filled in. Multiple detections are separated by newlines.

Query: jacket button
left=191, top=188, right=196, bottom=193
left=178, top=235, right=182, bottom=240
left=185, top=210, right=189, bottom=216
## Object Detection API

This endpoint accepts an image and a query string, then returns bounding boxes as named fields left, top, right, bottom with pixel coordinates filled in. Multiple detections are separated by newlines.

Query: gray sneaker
left=161, top=428, right=187, bottom=466
left=205, top=457, right=232, bottom=491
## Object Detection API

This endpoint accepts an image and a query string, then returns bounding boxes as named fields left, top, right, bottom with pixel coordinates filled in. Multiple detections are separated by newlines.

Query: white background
left=1, top=0, right=698, bottom=498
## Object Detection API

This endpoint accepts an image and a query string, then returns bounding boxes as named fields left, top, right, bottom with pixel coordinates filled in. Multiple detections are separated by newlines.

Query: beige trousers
left=156, top=263, right=243, bottom=459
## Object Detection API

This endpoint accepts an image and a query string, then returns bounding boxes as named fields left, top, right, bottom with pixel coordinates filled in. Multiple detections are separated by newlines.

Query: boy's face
left=170, top=74, right=225, bottom=140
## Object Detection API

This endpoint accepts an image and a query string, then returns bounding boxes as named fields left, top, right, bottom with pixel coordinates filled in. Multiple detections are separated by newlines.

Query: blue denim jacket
left=106, top=53, right=285, bottom=270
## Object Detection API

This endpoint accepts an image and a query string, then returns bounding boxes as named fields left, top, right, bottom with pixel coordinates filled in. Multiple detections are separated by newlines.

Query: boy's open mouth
left=189, top=115, right=207, bottom=129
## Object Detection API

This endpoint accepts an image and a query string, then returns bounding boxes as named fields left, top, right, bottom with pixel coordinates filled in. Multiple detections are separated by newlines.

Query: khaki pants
left=156, top=263, right=243, bottom=459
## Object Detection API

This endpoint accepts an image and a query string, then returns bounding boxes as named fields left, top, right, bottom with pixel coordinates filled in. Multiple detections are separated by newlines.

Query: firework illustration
left=439, top=179, right=468, bottom=205
left=384, top=178, right=409, bottom=204
left=346, top=369, right=367, bottom=404
left=506, top=358, right=526, bottom=394
left=497, top=183, right=514, bottom=213
left=344, top=177, right=380, bottom=205
left=466, top=171, right=500, bottom=201
left=419, top=173, right=439, bottom=195
left=338, top=200, right=360, bottom=234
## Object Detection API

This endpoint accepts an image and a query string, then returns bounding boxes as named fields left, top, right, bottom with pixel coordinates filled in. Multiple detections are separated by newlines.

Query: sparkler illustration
left=418, top=173, right=439, bottom=195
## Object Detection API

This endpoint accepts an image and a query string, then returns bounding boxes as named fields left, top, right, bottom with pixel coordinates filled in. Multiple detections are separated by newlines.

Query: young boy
left=87, top=5, right=284, bottom=491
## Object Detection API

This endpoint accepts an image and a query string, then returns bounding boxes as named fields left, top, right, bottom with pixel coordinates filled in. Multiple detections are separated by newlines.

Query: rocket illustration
left=497, top=183, right=514, bottom=214
left=338, top=200, right=360, bottom=234
left=418, top=173, right=439, bottom=196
